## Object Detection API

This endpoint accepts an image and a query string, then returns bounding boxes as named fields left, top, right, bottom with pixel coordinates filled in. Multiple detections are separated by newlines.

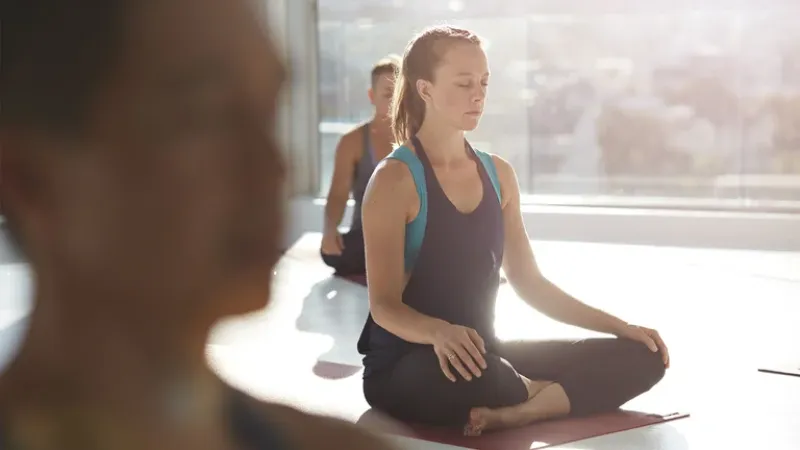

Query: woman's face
left=419, top=42, right=489, bottom=132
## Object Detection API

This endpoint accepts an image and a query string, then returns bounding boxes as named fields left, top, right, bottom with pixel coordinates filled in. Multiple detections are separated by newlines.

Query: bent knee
left=614, top=339, right=666, bottom=389
left=391, top=349, right=528, bottom=406
left=445, top=353, right=530, bottom=406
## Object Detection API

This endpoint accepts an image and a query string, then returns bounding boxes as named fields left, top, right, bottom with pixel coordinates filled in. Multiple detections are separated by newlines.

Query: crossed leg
left=363, top=338, right=666, bottom=436
left=466, top=338, right=666, bottom=435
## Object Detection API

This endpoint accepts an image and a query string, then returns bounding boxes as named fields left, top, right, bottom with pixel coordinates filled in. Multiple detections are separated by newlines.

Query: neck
left=370, top=115, right=393, bottom=143
left=415, top=117, right=466, bottom=163
left=370, top=113, right=391, bottom=130
left=0, top=272, right=224, bottom=440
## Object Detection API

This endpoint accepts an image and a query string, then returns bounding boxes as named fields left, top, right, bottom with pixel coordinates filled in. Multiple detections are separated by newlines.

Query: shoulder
left=361, top=145, right=421, bottom=218
left=366, top=146, right=418, bottom=197
left=484, top=153, right=519, bottom=207
left=336, top=124, right=368, bottom=155
left=486, top=153, right=516, bottom=182
left=245, top=400, right=400, bottom=450
left=469, top=147, right=514, bottom=180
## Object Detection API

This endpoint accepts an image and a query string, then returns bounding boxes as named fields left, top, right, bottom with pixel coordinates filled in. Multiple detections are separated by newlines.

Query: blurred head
left=0, top=0, right=287, bottom=325
left=391, top=25, right=488, bottom=145
left=368, top=55, right=400, bottom=122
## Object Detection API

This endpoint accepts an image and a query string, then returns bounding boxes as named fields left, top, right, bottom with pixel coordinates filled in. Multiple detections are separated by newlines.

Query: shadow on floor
left=294, top=275, right=369, bottom=369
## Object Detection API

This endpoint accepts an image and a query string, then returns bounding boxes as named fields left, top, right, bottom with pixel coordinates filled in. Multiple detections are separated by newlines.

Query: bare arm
left=362, top=160, right=448, bottom=344
left=323, top=132, right=359, bottom=233
left=494, top=156, right=629, bottom=335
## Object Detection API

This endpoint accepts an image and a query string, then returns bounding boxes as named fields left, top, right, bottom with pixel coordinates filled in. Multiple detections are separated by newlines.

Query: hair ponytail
left=390, top=70, right=425, bottom=146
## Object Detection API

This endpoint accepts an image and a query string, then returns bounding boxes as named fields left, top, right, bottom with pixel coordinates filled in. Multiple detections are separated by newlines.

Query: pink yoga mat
left=357, top=408, right=688, bottom=450
left=314, top=361, right=689, bottom=450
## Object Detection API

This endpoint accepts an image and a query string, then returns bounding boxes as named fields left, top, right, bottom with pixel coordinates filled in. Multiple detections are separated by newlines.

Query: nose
left=472, top=86, right=486, bottom=103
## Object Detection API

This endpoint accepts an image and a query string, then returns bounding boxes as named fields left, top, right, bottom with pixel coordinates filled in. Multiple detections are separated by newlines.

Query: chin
left=463, top=124, right=479, bottom=132
left=217, top=252, right=278, bottom=313
left=219, top=274, right=274, bottom=318
left=461, top=117, right=481, bottom=131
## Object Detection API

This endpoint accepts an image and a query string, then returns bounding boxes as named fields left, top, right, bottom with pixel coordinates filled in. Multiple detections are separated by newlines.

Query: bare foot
left=464, top=407, right=505, bottom=436
left=463, top=382, right=571, bottom=436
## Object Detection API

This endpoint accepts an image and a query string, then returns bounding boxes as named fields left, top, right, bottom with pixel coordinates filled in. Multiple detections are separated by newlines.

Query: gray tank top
left=350, top=124, right=377, bottom=231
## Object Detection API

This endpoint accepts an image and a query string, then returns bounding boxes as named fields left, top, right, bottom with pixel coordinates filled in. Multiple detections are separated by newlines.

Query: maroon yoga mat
left=313, top=360, right=362, bottom=379
left=357, top=408, right=688, bottom=450
left=314, top=361, right=689, bottom=450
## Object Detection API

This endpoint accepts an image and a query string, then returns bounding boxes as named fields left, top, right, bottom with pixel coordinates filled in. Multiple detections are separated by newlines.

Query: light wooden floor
left=2, top=232, right=799, bottom=449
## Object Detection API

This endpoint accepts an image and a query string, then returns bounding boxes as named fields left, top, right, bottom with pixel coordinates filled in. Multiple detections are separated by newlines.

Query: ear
left=367, top=87, right=376, bottom=105
left=1, top=133, right=35, bottom=211
left=416, top=79, right=434, bottom=105
left=0, top=132, right=55, bottom=247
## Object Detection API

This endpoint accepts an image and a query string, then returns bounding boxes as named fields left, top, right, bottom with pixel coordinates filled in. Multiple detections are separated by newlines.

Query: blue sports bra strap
left=385, top=146, right=427, bottom=272
left=473, top=148, right=502, bottom=203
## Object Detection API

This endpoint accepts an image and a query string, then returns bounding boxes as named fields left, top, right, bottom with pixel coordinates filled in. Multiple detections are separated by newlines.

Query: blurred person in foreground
left=0, top=0, right=399, bottom=448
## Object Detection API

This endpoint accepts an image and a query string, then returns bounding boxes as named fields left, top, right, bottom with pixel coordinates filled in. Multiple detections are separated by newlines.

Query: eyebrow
left=455, top=71, right=490, bottom=77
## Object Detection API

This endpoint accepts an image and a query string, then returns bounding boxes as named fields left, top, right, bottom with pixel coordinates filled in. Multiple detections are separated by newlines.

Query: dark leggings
left=320, top=228, right=365, bottom=276
left=363, top=338, right=666, bottom=427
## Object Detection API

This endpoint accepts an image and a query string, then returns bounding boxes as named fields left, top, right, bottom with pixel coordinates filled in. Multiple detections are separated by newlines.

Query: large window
left=316, top=1, right=800, bottom=210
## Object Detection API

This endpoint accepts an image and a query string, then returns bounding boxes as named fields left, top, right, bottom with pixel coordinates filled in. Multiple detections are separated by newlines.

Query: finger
left=651, top=332, right=669, bottom=367
left=445, top=347, right=473, bottom=381
left=321, top=244, right=341, bottom=256
left=436, top=351, right=457, bottom=382
left=462, top=332, right=487, bottom=370
left=638, top=332, right=658, bottom=352
left=467, top=328, right=487, bottom=355
left=452, top=344, right=481, bottom=379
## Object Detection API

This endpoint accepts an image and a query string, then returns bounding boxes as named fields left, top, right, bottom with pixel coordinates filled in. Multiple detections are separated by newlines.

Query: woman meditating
left=356, top=25, right=669, bottom=436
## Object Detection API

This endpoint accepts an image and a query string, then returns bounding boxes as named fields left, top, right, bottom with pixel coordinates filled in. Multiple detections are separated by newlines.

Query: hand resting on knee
left=431, top=323, right=488, bottom=382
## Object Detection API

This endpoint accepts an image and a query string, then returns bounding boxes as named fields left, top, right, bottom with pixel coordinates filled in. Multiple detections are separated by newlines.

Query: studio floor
left=1, top=232, right=799, bottom=449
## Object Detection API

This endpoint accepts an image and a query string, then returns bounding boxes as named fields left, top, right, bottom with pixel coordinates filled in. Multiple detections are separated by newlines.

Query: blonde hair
left=390, top=25, right=482, bottom=145
left=370, top=54, right=401, bottom=87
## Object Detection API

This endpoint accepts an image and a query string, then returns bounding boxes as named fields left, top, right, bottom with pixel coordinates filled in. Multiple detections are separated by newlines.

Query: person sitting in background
left=357, top=25, right=669, bottom=436
left=0, top=1, right=398, bottom=449
left=321, top=56, right=400, bottom=277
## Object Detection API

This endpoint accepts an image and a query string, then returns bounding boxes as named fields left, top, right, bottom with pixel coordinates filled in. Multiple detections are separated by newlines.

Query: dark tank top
left=0, top=388, right=291, bottom=449
left=349, top=124, right=377, bottom=232
left=357, top=136, right=504, bottom=377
